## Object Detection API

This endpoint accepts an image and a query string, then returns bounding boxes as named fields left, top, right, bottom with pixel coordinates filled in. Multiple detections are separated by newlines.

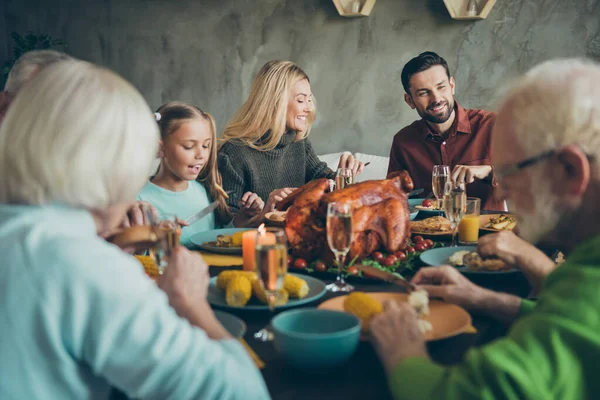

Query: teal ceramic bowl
left=272, top=309, right=361, bottom=370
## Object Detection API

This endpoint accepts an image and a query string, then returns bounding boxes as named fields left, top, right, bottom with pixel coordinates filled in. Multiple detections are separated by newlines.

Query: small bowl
left=272, top=309, right=361, bottom=370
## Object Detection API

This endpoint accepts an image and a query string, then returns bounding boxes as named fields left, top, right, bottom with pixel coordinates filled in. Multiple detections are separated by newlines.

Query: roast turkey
left=276, top=171, right=414, bottom=262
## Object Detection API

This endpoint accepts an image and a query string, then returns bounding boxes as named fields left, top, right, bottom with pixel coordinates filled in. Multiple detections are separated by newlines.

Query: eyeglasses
left=496, top=147, right=595, bottom=181
left=495, top=149, right=557, bottom=181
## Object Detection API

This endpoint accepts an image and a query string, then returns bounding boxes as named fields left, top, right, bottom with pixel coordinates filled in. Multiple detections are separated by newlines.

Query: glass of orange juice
left=458, top=198, right=481, bottom=245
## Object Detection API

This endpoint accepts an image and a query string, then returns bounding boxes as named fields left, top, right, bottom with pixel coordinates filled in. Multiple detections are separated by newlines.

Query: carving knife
left=356, top=265, right=416, bottom=293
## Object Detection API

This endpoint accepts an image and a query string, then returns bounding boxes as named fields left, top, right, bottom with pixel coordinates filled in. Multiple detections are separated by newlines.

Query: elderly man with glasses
left=370, top=58, right=600, bottom=399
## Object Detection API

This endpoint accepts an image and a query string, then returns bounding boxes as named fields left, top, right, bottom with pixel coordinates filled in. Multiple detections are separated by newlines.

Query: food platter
left=318, top=292, right=472, bottom=341
left=189, top=228, right=251, bottom=255
left=479, top=214, right=517, bottom=233
left=208, top=273, right=327, bottom=311
left=420, top=246, right=518, bottom=274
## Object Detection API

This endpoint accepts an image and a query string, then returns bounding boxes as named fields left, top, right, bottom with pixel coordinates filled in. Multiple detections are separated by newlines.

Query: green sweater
left=390, top=234, right=600, bottom=399
left=217, top=131, right=334, bottom=212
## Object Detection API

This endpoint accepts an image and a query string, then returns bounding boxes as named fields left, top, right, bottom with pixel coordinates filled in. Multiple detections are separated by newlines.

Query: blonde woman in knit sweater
left=218, top=60, right=364, bottom=221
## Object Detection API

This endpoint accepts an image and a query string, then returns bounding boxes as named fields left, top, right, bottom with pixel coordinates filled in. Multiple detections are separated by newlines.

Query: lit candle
left=242, top=230, right=257, bottom=271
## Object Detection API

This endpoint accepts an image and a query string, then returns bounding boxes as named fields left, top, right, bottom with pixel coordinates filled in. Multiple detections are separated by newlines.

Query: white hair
left=501, top=58, right=600, bottom=173
left=4, top=50, right=72, bottom=96
left=0, top=60, right=159, bottom=209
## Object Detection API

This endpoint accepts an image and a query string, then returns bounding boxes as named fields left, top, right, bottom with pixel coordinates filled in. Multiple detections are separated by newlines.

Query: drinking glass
left=144, top=207, right=180, bottom=275
left=325, top=202, right=354, bottom=292
left=458, top=198, right=481, bottom=245
left=253, top=227, right=288, bottom=342
left=443, top=181, right=466, bottom=247
left=335, top=168, right=354, bottom=190
left=432, top=165, right=451, bottom=202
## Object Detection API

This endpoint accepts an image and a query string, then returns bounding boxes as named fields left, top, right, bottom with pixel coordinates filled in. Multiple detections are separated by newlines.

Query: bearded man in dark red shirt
left=387, top=51, right=504, bottom=210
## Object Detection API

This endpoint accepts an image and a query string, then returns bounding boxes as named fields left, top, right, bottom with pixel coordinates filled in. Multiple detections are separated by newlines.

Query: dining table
left=213, top=264, right=531, bottom=400
left=112, top=209, right=534, bottom=400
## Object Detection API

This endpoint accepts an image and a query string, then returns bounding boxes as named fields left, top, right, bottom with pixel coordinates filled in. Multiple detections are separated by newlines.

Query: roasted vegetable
left=225, top=276, right=252, bottom=307
left=134, top=255, right=159, bottom=279
left=343, top=292, right=383, bottom=332
left=216, top=270, right=256, bottom=290
left=283, top=275, right=309, bottom=299
left=251, top=280, right=289, bottom=306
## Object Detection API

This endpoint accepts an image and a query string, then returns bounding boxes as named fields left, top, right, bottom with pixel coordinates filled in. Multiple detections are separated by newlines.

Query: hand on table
left=337, top=152, right=365, bottom=177
left=478, top=231, right=556, bottom=294
left=370, top=300, right=428, bottom=374
left=451, top=165, right=492, bottom=185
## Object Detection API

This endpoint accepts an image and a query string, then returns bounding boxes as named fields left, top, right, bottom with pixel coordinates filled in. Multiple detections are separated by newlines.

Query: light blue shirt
left=137, top=180, right=221, bottom=247
left=0, top=204, right=270, bottom=400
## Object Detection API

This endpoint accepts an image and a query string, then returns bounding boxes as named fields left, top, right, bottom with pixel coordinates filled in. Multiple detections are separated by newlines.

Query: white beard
left=514, top=169, right=562, bottom=244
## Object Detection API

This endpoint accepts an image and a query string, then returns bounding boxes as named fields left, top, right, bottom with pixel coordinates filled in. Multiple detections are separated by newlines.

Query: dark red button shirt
left=387, top=103, right=504, bottom=211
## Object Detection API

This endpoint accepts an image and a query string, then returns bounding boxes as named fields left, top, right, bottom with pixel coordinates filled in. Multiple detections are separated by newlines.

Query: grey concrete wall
left=2, top=0, right=600, bottom=156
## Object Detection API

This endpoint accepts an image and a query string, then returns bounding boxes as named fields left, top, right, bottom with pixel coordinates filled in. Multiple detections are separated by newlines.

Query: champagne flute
left=325, top=202, right=354, bottom=292
left=335, top=168, right=354, bottom=190
left=443, top=181, right=467, bottom=247
left=432, top=165, right=451, bottom=203
left=254, top=227, right=288, bottom=342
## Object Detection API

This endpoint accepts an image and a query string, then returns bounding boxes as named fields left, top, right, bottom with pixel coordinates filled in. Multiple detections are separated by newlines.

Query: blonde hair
left=500, top=58, right=600, bottom=173
left=155, top=102, right=232, bottom=225
left=221, top=60, right=315, bottom=151
left=0, top=60, right=158, bottom=208
left=5, top=50, right=72, bottom=96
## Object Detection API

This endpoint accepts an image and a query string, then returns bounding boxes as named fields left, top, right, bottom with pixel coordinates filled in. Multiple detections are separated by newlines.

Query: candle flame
left=258, top=223, right=266, bottom=235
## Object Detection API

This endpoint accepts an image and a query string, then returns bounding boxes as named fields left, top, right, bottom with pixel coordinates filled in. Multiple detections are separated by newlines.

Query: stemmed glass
left=432, top=165, right=451, bottom=203
left=443, top=181, right=467, bottom=247
left=335, top=168, right=354, bottom=190
left=325, top=202, right=354, bottom=292
left=253, top=227, right=288, bottom=342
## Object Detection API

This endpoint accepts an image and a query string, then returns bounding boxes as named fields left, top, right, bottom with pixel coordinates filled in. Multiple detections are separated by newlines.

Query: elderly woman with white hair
left=0, top=60, right=269, bottom=399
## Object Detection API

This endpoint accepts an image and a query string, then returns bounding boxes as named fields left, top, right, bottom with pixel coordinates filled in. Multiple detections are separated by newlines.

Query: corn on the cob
left=343, top=292, right=383, bottom=332
left=134, top=255, right=159, bottom=279
left=251, top=279, right=289, bottom=306
left=283, top=275, right=309, bottom=299
left=216, top=270, right=256, bottom=290
left=225, top=276, right=252, bottom=307
left=230, top=231, right=246, bottom=247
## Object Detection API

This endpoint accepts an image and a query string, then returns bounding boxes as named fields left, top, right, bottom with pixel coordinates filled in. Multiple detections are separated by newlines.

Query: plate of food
left=420, top=246, right=518, bottom=274
left=189, top=228, right=252, bottom=255
left=213, top=310, right=246, bottom=338
left=413, top=198, right=444, bottom=216
left=410, top=216, right=453, bottom=236
left=480, top=214, right=517, bottom=232
left=318, top=292, right=471, bottom=341
left=208, top=271, right=327, bottom=310
left=264, top=210, right=287, bottom=227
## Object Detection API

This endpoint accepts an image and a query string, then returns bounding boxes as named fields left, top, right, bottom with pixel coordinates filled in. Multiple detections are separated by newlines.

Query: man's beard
left=418, top=99, right=455, bottom=124
left=515, top=169, right=563, bottom=244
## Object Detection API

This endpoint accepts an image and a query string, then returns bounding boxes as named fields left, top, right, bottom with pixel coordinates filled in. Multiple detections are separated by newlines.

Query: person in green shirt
left=370, top=58, right=600, bottom=399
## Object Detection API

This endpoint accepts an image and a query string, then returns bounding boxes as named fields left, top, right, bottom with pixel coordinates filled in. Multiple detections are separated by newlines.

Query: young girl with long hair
left=138, top=102, right=262, bottom=246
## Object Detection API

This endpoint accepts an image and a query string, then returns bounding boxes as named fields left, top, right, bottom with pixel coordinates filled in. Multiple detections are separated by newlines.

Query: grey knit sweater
left=217, top=131, right=335, bottom=212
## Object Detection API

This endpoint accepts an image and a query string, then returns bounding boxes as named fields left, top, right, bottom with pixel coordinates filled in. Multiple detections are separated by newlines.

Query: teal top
left=137, top=180, right=222, bottom=247
left=0, top=204, right=270, bottom=400
left=389, top=234, right=600, bottom=399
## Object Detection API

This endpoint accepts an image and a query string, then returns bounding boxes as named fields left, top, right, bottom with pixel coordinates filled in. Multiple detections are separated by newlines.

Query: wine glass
left=325, top=202, right=354, bottom=292
left=335, top=168, right=354, bottom=190
left=432, top=165, right=451, bottom=203
left=443, top=181, right=466, bottom=247
left=253, top=227, right=288, bottom=342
